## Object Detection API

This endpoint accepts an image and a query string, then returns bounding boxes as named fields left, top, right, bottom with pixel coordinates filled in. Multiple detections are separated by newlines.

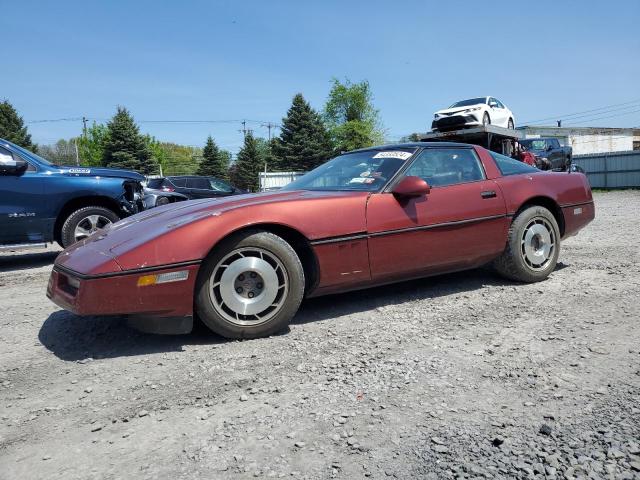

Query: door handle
left=481, top=190, right=497, bottom=199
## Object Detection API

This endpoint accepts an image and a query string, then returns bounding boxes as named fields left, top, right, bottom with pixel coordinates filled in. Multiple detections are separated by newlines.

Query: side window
left=404, top=148, right=485, bottom=187
left=490, top=151, right=538, bottom=176
left=489, top=97, right=498, bottom=107
left=186, top=177, right=211, bottom=189
left=170, top=177, right=187, bottom=187
left=496, top=99, right=505, bottom=108
left=208, top=178, right=233, bottom=192
left=0, top=147, right=34, bottom=172
left=549, top=138, right=560, bottom=148
left=0, top=146, right=16, bottom=166
left=147, top=178, right=163, bottom=189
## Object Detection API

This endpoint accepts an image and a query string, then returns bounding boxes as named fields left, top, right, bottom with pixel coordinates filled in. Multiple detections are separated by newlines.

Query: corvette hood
left=56, top=189, right=369, bottom=273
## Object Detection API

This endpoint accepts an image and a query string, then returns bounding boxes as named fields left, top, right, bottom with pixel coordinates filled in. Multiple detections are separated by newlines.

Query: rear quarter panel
left=494, top=171, right=594, bottom=237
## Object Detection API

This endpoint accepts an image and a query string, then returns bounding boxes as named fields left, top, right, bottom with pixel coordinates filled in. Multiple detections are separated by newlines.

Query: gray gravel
left=1, top=191, right=639, bottom=479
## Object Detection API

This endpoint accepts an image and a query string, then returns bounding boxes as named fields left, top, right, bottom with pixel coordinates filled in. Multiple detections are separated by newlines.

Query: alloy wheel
left=74, top=214, right=113, bottom=242
left=208, top=247, right=289, bottom=326
left=521, top=217, right=555, bottom=270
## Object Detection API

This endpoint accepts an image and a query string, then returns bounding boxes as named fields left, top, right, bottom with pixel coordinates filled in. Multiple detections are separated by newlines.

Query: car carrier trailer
left=419, top=124, right=523, bottom=156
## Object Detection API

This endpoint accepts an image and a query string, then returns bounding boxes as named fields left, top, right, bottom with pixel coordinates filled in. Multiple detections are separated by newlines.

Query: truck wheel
left=60, top=206, right=120, bottom=248
left=492, top=205, right=560, bottom=283
left=195, top=229, right=305, bottom=339
left=483, top=113, right=491, bottom=126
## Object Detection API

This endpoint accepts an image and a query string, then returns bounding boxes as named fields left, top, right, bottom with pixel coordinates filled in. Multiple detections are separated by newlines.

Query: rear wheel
left=195, top=230, right=305, bottom=339
left=60, top=206, right=120, bottom=248
left=493, top=205, right=560, bottom=283
left=483, top=112, right=491, bottom=126
left=508, top=118, right=514, bottom=129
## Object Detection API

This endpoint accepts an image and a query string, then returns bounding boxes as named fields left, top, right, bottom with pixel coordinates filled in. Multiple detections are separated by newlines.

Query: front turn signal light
left=137, top=270, right=189, bottom=287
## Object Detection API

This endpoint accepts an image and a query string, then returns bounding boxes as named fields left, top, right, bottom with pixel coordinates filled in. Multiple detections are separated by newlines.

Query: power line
left=563, top=109, right=640, bottom=126
left=521, top=98, right=640, bottom=125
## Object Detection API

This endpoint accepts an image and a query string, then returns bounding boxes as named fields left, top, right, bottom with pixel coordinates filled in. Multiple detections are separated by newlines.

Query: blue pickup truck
left=0, top=138, right=146, bottom=249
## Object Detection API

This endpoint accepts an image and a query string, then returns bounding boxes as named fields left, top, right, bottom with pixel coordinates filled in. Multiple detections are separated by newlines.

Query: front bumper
left=431, top=114, right=481, bottom=131
left=47, top=263, right=200, bottom=318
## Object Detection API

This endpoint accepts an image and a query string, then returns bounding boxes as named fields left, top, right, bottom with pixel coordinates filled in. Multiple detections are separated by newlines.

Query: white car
left=432, top=96, right=515, bottom=132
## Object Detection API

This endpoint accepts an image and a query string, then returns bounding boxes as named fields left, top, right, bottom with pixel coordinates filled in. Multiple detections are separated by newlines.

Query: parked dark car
left=147, top=176, right=245, bottom=199
left=142, top=185, right=188, bottom=209
left=520, top=138, right=572, bottom=171
left=0, top=138, right=145, bottom=249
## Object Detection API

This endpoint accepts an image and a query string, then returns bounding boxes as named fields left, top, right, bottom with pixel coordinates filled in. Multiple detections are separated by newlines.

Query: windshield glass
left=520, top=139, right=547, bottom=150
left=282, top=149, right=416, bottom=192
left=450, top=97, right=487, bottom=108
left=4, top=140, right=54, bottom=166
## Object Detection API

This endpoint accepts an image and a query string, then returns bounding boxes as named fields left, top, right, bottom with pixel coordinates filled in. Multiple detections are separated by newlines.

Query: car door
left=547, top=139, right=563, bottom=170
left=0, top=146, right=46, bottom=244
left=489, top=98, right=507, bottom=127
left=167, top=177, right=190, bottom=197
left=366, top=147, right=508, bottom=283
left=185, top=177, right=215, bottom=199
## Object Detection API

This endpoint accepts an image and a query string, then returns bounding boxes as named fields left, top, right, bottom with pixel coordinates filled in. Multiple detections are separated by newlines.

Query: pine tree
left=0, top=100, right=35, bottom=150
left=233, top=133, right=263, bottom=191
left=197, top=136, right=229, bottom=179
left=102, top=107, right=158, bottom=174
left=273, top=93, right=334, bottom=171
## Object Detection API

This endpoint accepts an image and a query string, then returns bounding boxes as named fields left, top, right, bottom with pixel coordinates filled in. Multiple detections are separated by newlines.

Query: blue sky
left=3, top=0, right=639, bottom=153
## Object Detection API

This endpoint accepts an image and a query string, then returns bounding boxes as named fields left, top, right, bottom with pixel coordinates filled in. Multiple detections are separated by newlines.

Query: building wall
left=520, top=127, right=634, bottom=155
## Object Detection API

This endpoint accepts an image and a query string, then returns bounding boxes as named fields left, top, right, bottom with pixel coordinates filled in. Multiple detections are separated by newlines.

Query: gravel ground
left=1, top=191, right=639, bottom=480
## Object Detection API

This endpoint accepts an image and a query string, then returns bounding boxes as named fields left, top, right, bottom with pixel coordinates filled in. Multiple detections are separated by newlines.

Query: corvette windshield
left=282, top=149, right=416, bottom=192
left=450, top=97, right=487, bottom=108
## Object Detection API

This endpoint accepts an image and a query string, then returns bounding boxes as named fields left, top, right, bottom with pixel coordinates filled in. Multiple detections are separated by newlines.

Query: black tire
left=195, top=230, right=305, bottom=339
left=59, top=206, right=120, bottom=248
left=483, top=112, right=491, bottom=126
left=156, top=196, right=170, bottom=206
left=508, top=118, right=514, bottom=129
left=492, top=205, right=560, bottom=283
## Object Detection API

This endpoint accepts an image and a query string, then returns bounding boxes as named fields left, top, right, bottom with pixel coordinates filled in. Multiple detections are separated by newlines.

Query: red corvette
left=47, top=143, right=594, bottom=339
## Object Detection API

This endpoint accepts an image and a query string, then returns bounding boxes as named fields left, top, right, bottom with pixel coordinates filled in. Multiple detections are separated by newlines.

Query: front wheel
left=482, top=112, right=491, bottom=126
left=60, top=206, right=120, bottom=248
left=493, top=205, right=560, bottom=283
left=195, top=230, right=305, bottom=339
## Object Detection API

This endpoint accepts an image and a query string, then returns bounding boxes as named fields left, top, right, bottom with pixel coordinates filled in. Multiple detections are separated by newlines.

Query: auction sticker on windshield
left=372, top=151, right=413, bottom=160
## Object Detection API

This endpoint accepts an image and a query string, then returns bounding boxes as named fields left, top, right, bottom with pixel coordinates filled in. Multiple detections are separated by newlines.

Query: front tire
left=195, top=230, right=305, bottom=339
left=493, top=206, right=560, bottom=283
left=482, top=112, right=491, bottom=126
left=60, top=206, right=120, bottom=248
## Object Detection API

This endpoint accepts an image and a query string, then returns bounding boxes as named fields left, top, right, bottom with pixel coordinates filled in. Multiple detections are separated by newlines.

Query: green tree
left=323, top=78, right=384, bottom=152
left=273, top=93, right=334, bottom=171
left=77, top=122, right=109, bottom=166
left=146, top=138, right=202, bottom=175
left=0, top=100, right=35, bottom=150
left=38, top=139, right=78, bottom=165
left=197, top=136, right=229, bottom=179
left=232, top=133, right=263, bottom=191
left=102, top=107, right=158, bottom=174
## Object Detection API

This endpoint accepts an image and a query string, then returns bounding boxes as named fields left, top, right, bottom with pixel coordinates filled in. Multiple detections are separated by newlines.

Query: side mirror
left=392, top=176, right=430, bottom=199
left=0, top=157, right=28, bottom=175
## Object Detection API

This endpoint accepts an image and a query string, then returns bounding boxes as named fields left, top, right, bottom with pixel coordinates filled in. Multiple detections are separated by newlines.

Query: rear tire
left=508, top=118, right=514, bottom=129
left=195, top=230, right=305, bottom=339
left=59, top=206, right=120, bottom=248
left=493, top=205, right=560, bottom=283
